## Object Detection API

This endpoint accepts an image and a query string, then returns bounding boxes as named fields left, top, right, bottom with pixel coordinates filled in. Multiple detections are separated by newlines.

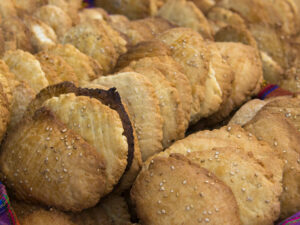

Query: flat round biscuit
left=35, top=51, right=79, bottom=86
left=122, top=56, right=192, bottom=132
left=243, top=109, right=300, bottom=219
left=7, top=81, right=35, bottom=131
left=157, top=28, right=210, bottom=123
left=262, top=96, right=300, bottom=131
left=158, top=133, right=282, bottom=225
left=131, top=154, right=241, bottom=225
left=229, top=99, right=268, bottom=126
left=121, top=65, right=184, bottom=147
left=157, top=0, right=213, bottom=39
left=43, top=93, right=128, bottom=194
left=3, top=49, right=49, bottom=93
left=186, top=149, right=281, bottom=225
left=62, top=21, right=117, bottom=74
left=207, top=7, right=247, bottom=34
left=48, top=44, right=102, bottom=85
left=92, top=72, right=163, bottom=161
left=0, top=0, right=17, bottom=19
left=0, top=108, right=106, bottom=211
left=116, top=40, right=172, bottom=70
left=191, top=41, right=234, bottom=123
left=1, top=17, right=34, bottom=52
left=204, top=42, right=263, bottom=125
left=22, top=209, right=77, bottom=225
left=22, top=15, right=57, bottom=52
left=94, top=0, right=160, bottom=19
left=33, top=5, right=72, bottom=40
left=83, top=83, right=142, bottom=192
left=108, top=15, right=150, bottom=46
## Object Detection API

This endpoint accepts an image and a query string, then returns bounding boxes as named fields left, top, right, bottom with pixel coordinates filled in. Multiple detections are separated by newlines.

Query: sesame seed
left=227, top=126, right=231, bottom=131
left=160, top=187, right=165, bottom=191
left=205, top=218, right=210, bottom=223
left=170, top=189, right=174, bottom=193
left=161, top=209, right=166, bottom=214
left=203, top=211, right=207, bottom=215
left=63, top=168, right=68, bottom=173
left=247, top=197, right=253, bottom=201
left=160, top=182, right=163, bottom=186
left=158, top=200, right=161, bottom=204
left=265, top=200, right=270, bottom=204
left=46, top=137, right=50, bottom=141
left=68, top=152, right=72, bottom=156
left=61, top=128, right=67, bottom=133
left=237, top=134, right=241, bottom=138
left=208, top=211, right=212, bottom=215
left=187, top=149, right=191, bottom=153
left=186, top=205, right=191, bottom=211
left=242, top=188, right=246, bottom=192
left=182, top=180, right=187, bottom=184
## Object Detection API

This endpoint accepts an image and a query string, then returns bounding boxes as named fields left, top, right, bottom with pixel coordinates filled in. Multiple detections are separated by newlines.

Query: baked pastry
left=244, top=109, right=300, bottom=219
left=22, top=15, right=58, bottom=52
left=154, top=126, right=283, bottom=225
left=0, top=82, right=136, bottom=211
left=72, top=194, right=132, bottom=225
left=157, top=0, right=213, bottom=39
left=131, top=154, right=241, bottom=225
left=35, top=51, right=79, bottom=86
left=94, top=0, right=164, bottom=20
left=117, top=56, right=192, bottom=131
left=62, top=21, right=118, bottom=74
left=92, top=72, right=163, bottom=161
left=120, top=65, right=184, bottom=148
left=203, top=42, right=263, bottom=125
left=1, top=17, right=34, bottom=53
left=33, top=5, right=72, bottom=40
left=3, top=49, right=49, bottom=93
left=47, top=44, right=103, bottom=85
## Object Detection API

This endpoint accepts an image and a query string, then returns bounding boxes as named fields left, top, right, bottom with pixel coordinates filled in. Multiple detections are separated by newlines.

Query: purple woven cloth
left=278, top=212, right=300, bottom=225
left=0, top=182, right=19, bottom=225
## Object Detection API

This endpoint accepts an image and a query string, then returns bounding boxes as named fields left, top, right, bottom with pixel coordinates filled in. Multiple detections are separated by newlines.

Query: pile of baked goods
left=0, top=0, right=299, bottom=224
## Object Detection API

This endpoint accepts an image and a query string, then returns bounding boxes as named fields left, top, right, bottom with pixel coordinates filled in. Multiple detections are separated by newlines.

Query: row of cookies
left=131, top=95, right=300, bottom=225
left=95, top=0, right=300, bottom=93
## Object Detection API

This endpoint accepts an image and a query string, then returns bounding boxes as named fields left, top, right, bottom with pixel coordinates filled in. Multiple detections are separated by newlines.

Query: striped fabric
left=83, top=0, right=95, bottom=8
left=257, top=83, right=293, bottom=100
left=279, top=212, right=300, bottom=225
left=0, top=182, right=19, bottom=225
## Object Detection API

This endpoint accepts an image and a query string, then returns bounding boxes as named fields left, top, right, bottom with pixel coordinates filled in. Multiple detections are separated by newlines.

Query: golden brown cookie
left=8, top=81, right=36, bottom=131
left=119, top=56, right=192, bottom=132
left=1, top=17, right=34, bottom=53
left=0, top=108, right=106, bottom=211
left=62, top=21, right=118, bottom=74
left=35, top=51, right=79, bottom=86
left=1, top=83, right=136, bottom=211
left=121, top=65, right=184, bottom=148
left=33, top=5, right=72, bottom=40
left=157, top=28, right=209, bottom=123
left=3, top=50, right=49, bottom=93
left=0, top=0, right=17, bottom=19
left=191, top=41, right=234, bottom=123
left=229, top=99, right=268, bottom=126
left=84, top=82, right=142, bottom=192
left=43, top=93, right=128, bottom=194
left=22, top=209, right=77, bottom=225
left=260, top=51, right=285, bottom=84
left=94, top=0, right=161, bottom=19
left=214, top=25, right=258, bottom=49
left=48, top=44, right=102, bottom=85
left=116, top=40, right=172, bottom=70
left=207, top=7, right=247, bottom=34
left=204, top=42, right=263, bottom=125
left=189, top=0, right=216, bottom=13
left=157, top=128, right=283, bottom=225
left=92, top=72, right=163, bottom=161
left=243, top=109, right=300, bottom=219
left=157, top=0, right=213, bottom=39
left=262, top=96, right=300, bottom=131
left=22, top=15, right=58, bottom=52
left=131, top=154, right=241, bottom=225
